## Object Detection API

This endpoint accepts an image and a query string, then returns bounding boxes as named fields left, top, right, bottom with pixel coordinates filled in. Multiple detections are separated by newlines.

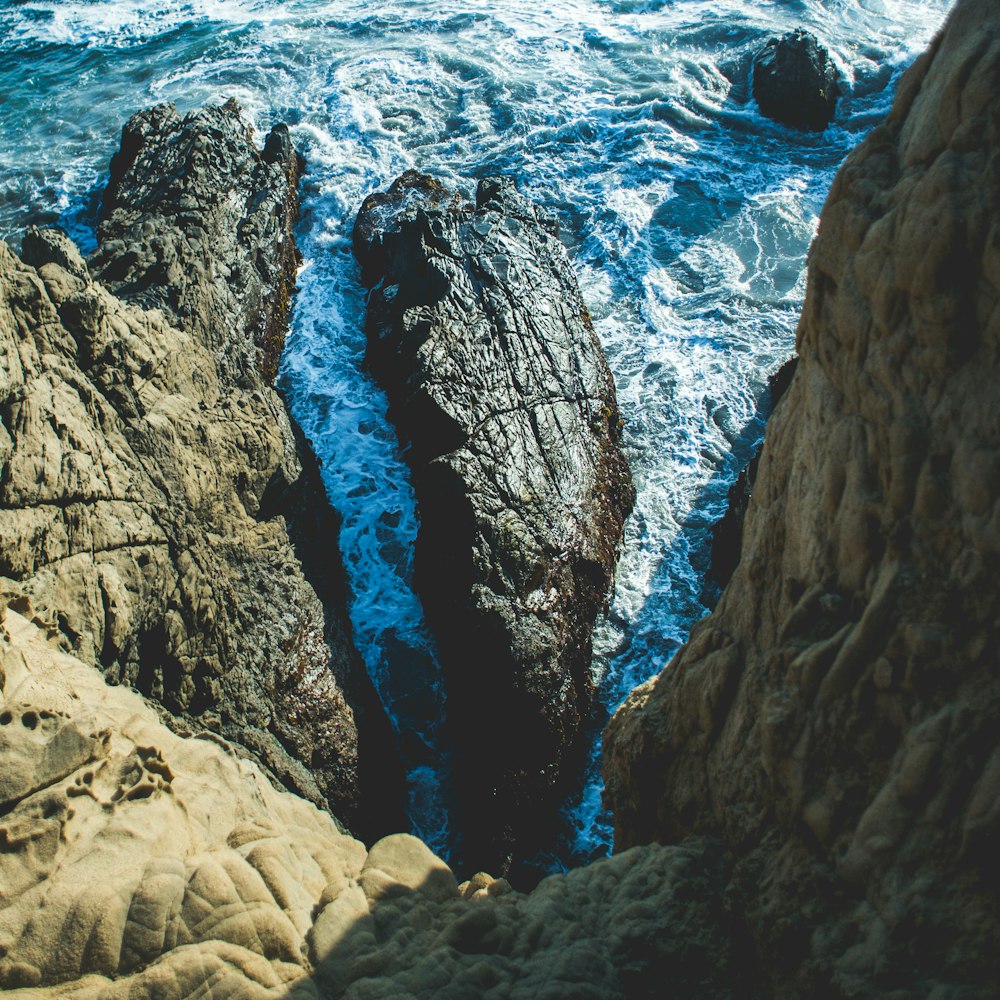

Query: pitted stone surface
left=0, top=604, right=735, bottom=1000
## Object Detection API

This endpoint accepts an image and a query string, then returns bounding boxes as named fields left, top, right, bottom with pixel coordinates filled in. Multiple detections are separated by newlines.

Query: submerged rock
left=607, top=1, right=1000, bottom=993
left=355, top=172, right=634, bottom=875
left=752, top=29, right=840, bottom=131
left=0, top=102, right=404, bottom=836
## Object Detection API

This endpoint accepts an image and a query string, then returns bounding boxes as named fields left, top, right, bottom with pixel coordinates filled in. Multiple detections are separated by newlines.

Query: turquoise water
left=0, top=0, right=953, bottom=868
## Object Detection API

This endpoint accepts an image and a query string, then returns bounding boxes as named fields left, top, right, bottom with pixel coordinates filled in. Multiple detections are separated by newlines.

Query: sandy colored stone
left=605, top=1, right=1000, bottom=994
left=0, top=601, right=735, bottom=1000
left=0, top=603, right=364, bottom=998
left=0, top=101, right=403, bottom=832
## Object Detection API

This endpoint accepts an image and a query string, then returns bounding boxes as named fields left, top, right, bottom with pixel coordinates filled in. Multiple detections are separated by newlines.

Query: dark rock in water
left=752, top=29, right=840, bottom=131
left=0, top=101, right=405, bottom=838
left=355, top=171, right=635, bottom=875
left=706, top=357, right=798, bottom=594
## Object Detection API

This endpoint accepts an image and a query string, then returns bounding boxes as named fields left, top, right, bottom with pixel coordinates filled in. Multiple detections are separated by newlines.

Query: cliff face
left=0, top=102, right=401, bottom=833
left=355, top=174, right=634, bottom=873
left=605, top=0, right=1000, bottom=993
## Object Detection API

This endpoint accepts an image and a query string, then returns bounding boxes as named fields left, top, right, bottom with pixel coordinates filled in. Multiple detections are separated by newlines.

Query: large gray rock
left=355, top=172, right=634, bottom=875
left=92, top=100, right=302, bottom=384
left=0, top=101, right=404, bottom=835
left=606, top=2, right=1000, bottom=994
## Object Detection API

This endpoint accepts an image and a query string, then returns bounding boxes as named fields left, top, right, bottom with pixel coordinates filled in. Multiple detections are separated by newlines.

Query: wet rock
left=355, top=171, right=634, bottom=875
left=753, top=29, right=840, bottom=131
left=0, top=101, right=405, bottom=835
left=607, top=2, right=1000, bottom=993
left=92, top=100, right=304, bottom=384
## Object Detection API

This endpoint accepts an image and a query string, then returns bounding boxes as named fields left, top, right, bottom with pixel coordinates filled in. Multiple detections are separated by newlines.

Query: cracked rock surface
left=606, top=2, right=1000, bottom=994
left=0, top=102, right=402, bottom=834
left=355, top=173, right=635, bottom=875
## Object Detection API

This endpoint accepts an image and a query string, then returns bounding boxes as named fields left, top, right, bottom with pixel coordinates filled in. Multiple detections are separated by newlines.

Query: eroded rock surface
left=355, top=173, right=635, bottom=874
left=607, top=2, right=1000, bottom=994
left=0, top=603, right=736, bottom=1000
left=91, top=100, right=302, bottom=384
left=0, top=102, right=402, bottom=834
left=752, top=29, right=841, bottom=132
left=706, top=357, right=798, bottom=596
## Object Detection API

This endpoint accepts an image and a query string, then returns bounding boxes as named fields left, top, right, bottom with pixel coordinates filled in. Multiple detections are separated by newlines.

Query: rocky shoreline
left=606, top=2, right=1000, bottom=991
left=0, top=0, right=998, bottom=995
left=0, top=101, right=403, bottom=838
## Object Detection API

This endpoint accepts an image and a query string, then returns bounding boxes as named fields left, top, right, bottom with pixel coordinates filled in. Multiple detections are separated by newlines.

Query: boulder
left=0, top=101, right=404, bottom=835
left=752, top=29, right=840, bottom=131
left=606, top=2, right=1000, bottom=993
left=355, top=172, right=634, bottom=875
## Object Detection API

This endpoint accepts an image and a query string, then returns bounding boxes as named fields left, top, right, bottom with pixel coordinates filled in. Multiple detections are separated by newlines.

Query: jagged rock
left=753, top=29, right=840, bottom=131
left=0, top=602, right=738, bottom=999
left=355, top=172, right=635, bottom=875
left=606, top=2, right=1000, bottom=994
left=706, top=357, right=798, bottom=594
left=92, top=100, right=302, bottom=384
left=0, top=102, right=404, bottom=835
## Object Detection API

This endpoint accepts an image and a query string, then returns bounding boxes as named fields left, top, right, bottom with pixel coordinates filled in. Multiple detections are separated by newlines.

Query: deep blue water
left=0, top=0, right=953, bottom=869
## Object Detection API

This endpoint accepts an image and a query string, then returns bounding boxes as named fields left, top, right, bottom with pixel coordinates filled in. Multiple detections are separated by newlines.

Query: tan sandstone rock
left=604, top=0, right=1000, bottom=994
left=0, top=599, right=738, bottom=999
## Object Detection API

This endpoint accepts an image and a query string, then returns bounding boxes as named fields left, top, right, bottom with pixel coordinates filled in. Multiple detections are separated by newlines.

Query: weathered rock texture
left=355, top=173, right=635, bottom=874
left=0, top=601, right=737, bottom=999
left=752, top=29, right=841, bottom=132
left=606, top=1, right=1000, bottom=994
left=706, top=357, right=797, bottom=595
left=0, top=102, right=402, bottom=835
left=92, top=100, right=302, bottom=384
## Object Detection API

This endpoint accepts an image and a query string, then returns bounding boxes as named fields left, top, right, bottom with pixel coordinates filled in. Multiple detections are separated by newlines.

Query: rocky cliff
left=355, top=173, right=635, bottom=874
left=0, top=602, right=735, bottom=998
left=606, top=0, right=1000, bottom=993
left=0, top=101, right=401, bottom=835
left=1, top=0, right=996, bottom=993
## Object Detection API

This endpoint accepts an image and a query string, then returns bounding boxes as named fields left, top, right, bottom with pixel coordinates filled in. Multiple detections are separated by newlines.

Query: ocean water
left=0, top=0, right=953, bottom=869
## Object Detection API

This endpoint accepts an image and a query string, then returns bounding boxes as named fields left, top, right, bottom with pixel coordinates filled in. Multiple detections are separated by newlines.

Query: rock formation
left=752, top=29, right=841, bottom=132
left=2, top=0, right=997, bottom=992
left=706, top=357, right=797, bottom=595
left=606, top=1, right=1000, bottom=994
left=1, top=101, right=402, bottom=835
left=0, top=600, right=736, bottom=999
left=354, top=172, right=635, bottom=875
